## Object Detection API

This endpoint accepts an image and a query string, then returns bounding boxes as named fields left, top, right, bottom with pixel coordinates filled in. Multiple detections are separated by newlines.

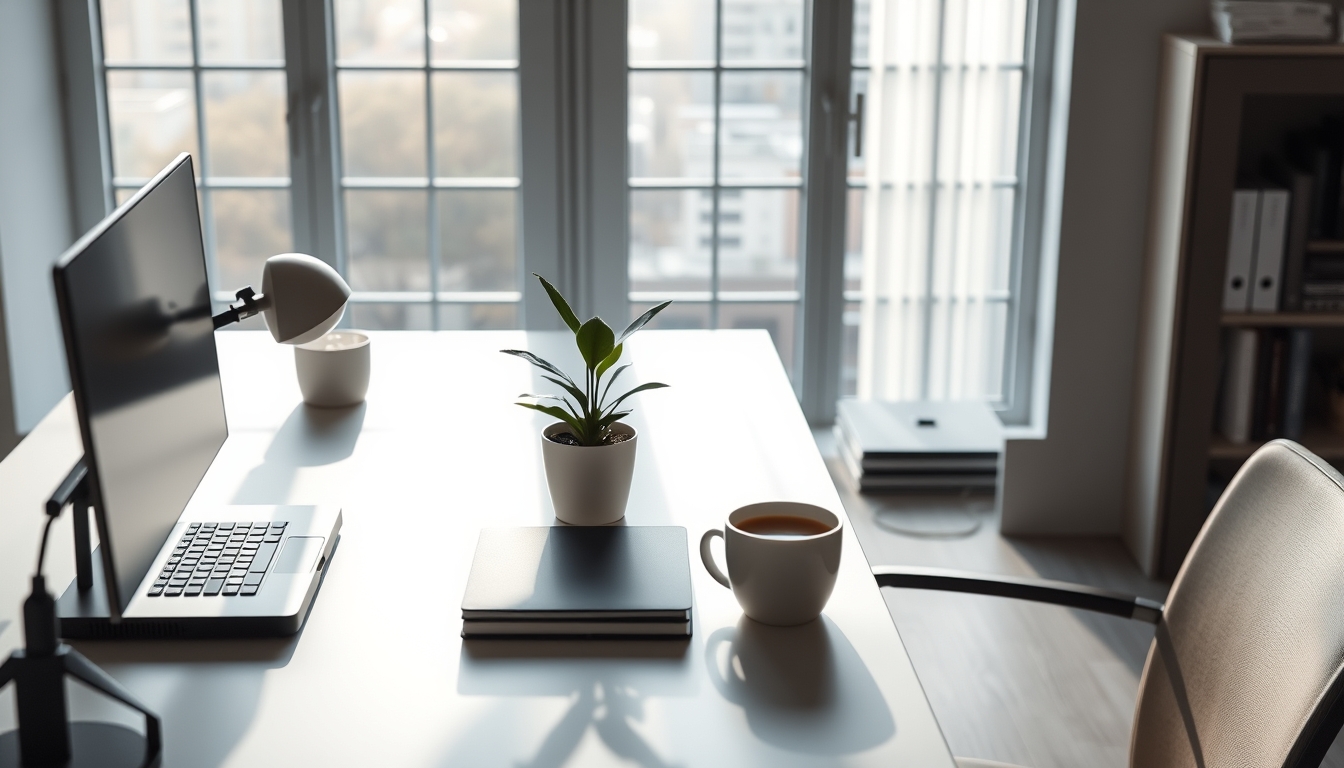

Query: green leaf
left=598, top=364, right=630, bottom=409
left=598, top=410, right=632, bottom=430
left=602, top=381, right=669, bottom=417
left=596, top=343, right=623, bottom=379
left=501, top=349, right=579, bottom=389
left=543, top=375, right=588, bottom=411
left=534, top=273, right=581, bottom=333
left=617, top=301, right=672, bottom=344
left=516, top=401, right=582, bottom=434
left=518, top=393, right=562, bottom=401
left=575, top=317, right=615, bottom=370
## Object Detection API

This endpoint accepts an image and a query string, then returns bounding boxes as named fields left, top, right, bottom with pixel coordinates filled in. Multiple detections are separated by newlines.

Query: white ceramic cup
left=700, top=501, right=843, bottom=626
left=294, top=331, right=370, bottom=407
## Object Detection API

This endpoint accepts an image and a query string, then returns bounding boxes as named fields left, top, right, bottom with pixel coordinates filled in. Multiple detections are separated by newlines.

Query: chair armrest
left=873, top=566, right=1164, bottom=624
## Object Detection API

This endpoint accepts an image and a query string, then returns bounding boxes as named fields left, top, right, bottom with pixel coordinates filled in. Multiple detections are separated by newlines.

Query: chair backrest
left=1131, top=440, right=1344, bottom=768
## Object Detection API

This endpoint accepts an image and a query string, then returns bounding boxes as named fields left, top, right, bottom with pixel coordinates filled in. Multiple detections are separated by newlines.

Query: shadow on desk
left=453, top=637, right=694, bottom=767
left=704, top=616, right=894, bottom=756
left=233, top=402, right=365, bottom=504
left=71, top=624, right=299, bottom=767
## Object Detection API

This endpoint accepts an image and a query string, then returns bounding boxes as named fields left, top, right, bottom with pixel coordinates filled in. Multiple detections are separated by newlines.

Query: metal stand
left=0, top=459, right=162, bottom=768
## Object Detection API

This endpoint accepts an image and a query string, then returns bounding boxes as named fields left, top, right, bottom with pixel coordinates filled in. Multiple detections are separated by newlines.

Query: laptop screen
left=53, top=154, right=228, bottom=617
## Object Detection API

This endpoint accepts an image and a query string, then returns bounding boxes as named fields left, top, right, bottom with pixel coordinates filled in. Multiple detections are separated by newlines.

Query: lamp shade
left=259, top=254, right=351, bottom=344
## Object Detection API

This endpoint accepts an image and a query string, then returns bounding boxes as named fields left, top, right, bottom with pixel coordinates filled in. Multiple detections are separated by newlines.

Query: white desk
left=0, top=330, right=955, bottom=767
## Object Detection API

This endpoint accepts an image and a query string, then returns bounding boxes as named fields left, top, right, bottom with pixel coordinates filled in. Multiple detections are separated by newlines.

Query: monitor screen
left=53, top=154, right=228, bottom=617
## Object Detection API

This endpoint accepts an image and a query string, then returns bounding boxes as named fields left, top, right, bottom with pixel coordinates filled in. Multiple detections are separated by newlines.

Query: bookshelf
left=1222, top=313, right=1344, bottom=327
left=1126, top=35, right=1344, bottom=579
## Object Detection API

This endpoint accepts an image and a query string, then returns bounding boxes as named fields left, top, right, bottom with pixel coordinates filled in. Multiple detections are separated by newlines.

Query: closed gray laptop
left=462, top=526, right=692, bottom=622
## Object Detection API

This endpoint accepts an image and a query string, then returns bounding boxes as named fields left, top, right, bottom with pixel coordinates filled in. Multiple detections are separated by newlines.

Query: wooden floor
left=816, top=431, right=1344, bottom=768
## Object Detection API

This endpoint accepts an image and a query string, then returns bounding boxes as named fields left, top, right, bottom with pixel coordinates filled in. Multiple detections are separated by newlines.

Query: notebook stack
left=461, top=526, right=692, bottom=638
left=834, top=400, right=1003, bottom=492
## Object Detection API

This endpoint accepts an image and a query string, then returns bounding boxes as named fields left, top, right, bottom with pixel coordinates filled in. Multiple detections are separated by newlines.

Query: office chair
left=875, top=439, right=1344, bottom=768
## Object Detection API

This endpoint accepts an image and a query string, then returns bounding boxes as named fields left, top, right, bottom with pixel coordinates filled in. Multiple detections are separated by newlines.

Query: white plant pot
left=541, top=421, right=637, bottom=525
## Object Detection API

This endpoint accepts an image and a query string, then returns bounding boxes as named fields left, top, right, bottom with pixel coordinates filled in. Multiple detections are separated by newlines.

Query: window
left=100, top=0, right=292, bottom=298
left=80, top=0, right=1055, bottom=424
left=846, top=0, right=1037, bottom=419
left=628, top=0, right=806, bottom=376
left=332, top=0, right=520, bottom=330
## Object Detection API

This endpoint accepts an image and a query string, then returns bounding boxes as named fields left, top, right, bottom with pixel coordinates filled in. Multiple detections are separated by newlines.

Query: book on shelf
left=1224, top=189, right=1260, bottom=312
left=1218, top=327, right=1313, bottom=445
left=1281, top=173, right=1314, bottom=311
left=460, top=526, right=692, bottom=638
left=1252, top=189, right=1290, bottom=313
left=1284, top=328, right=1313, bottom=439
left=1220, top=328, right=1258, bottom=444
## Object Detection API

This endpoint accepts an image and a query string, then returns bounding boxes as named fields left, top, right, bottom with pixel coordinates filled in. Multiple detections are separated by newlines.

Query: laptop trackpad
left=275, top=537, right=325, bottom=574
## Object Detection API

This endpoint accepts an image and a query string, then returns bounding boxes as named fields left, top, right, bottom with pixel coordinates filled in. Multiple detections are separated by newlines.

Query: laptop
left=52, top=154, right=341, bottom=639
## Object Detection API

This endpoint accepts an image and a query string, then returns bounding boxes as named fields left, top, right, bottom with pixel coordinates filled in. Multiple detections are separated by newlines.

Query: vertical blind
left=858, top=0, right=1026, bottom=404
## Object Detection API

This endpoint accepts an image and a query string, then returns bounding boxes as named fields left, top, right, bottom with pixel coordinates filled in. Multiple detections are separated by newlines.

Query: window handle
left=849, top=93, right=865, bottom=158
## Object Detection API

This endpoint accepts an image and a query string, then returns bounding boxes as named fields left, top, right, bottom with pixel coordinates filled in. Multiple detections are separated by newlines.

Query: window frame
left=60, top=0, right=1060, bottom=427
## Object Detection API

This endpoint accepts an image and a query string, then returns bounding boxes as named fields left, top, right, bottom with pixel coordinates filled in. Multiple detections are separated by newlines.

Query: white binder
left=1223, top=190, right=1260, bottom=312
left=1251, top=189, right=1290, bottom=313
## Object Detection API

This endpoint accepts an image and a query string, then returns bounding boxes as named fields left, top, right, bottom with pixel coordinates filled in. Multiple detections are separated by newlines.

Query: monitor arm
left=48, top=459, right=94, bottom=593
left=211, top=286, right=271, bottom=330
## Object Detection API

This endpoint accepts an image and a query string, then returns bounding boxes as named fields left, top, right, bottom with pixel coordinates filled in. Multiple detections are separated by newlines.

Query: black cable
left=34, top=514, right=58, bottom=578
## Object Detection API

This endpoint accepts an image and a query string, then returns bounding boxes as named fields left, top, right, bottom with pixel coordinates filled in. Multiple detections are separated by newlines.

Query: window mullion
left=797, top=0, right=854, bottom=423
left=281, top=0, right=342, bottom=276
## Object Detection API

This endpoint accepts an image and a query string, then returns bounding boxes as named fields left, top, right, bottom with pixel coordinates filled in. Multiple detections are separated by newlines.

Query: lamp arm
left=212, top=286, right=271, bottom=330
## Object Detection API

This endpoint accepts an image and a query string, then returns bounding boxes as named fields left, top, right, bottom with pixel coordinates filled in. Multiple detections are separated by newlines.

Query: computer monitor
left=52, top=153, right=228, bottom=620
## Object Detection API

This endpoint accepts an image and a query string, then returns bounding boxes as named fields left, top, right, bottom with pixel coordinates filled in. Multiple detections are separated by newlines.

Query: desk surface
left=0, top=330, right=954, bottom=767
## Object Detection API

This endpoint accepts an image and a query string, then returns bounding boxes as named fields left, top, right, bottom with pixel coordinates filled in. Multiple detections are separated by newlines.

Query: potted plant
left=502, top=274, right=671, bottom=525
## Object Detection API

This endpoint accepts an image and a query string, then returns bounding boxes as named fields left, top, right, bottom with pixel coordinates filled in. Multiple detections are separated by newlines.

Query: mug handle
left=700, top=529, right=731, bottom=588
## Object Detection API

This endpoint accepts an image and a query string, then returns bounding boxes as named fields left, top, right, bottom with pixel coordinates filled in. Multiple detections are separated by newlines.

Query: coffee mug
left=700, top=501, right=843, bottom=626
left=294, top=331, right=370, bottom=407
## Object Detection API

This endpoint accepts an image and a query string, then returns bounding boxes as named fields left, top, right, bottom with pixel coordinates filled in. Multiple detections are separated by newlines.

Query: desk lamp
left=211, top=252, right=351, bottom=343
left=0, top=462, right=161, bottom=768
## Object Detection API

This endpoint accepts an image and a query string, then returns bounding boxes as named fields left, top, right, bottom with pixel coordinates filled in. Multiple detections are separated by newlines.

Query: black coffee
left=737, top=514, right=833, bottom=538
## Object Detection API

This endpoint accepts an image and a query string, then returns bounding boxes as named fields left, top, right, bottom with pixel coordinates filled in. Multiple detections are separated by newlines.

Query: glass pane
left=849, top=70, right=868, bottom=181
left=438, top=190, right=517, bottom=291
left=429, top=0, right=517, bottom=61
left=339, top=71, right=427, bottom=177
left=718, top=189, right=798, bottom=293
left=629, top=71, right=714, bottom=181
left=101, top=0, right=192, bottom=64
left=334, top=0, right=425, bottom=64
left=719, top=302, right=796, bottom=374
left=198, top=0, right=284, bottom=63
left=347, top=302, right=433, bottom=330
left=439, top=303, right=518, bottom=330
left=630, top=189, right=711, bottom=293
left=433, top=72, right=517, bottom=177
left=720, top=0, right=804, bottom=62
left=719, top=71, right=803, bottom=181
left=841, top=300, right=860, bottom=397
left=852, top=0, right=871, bottom=64
left=203, top=71, right=287, bottom=177
left=345, top=190, right=430, bottom=291
left=845, top=188, right=863, bottom=293
left=630, top=301, right=710, bottom=330
left=212, top=189, right=292, bottom=291
left=629, top=0, right=715, bottom=65
left=944, top=0, right=1028, bottom=67
left=115, top=188, right=136, bottom=206
left=106, top=70, right=199, bottom=179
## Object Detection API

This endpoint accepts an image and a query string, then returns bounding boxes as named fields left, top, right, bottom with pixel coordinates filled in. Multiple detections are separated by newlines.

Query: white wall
left=999, top=0, right=1211, bottom=535
left=0, top=0, right=75, bottom=441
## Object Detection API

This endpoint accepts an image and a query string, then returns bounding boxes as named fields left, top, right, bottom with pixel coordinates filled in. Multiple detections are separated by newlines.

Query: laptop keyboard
left=147, top=521, right=287, bottom=597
